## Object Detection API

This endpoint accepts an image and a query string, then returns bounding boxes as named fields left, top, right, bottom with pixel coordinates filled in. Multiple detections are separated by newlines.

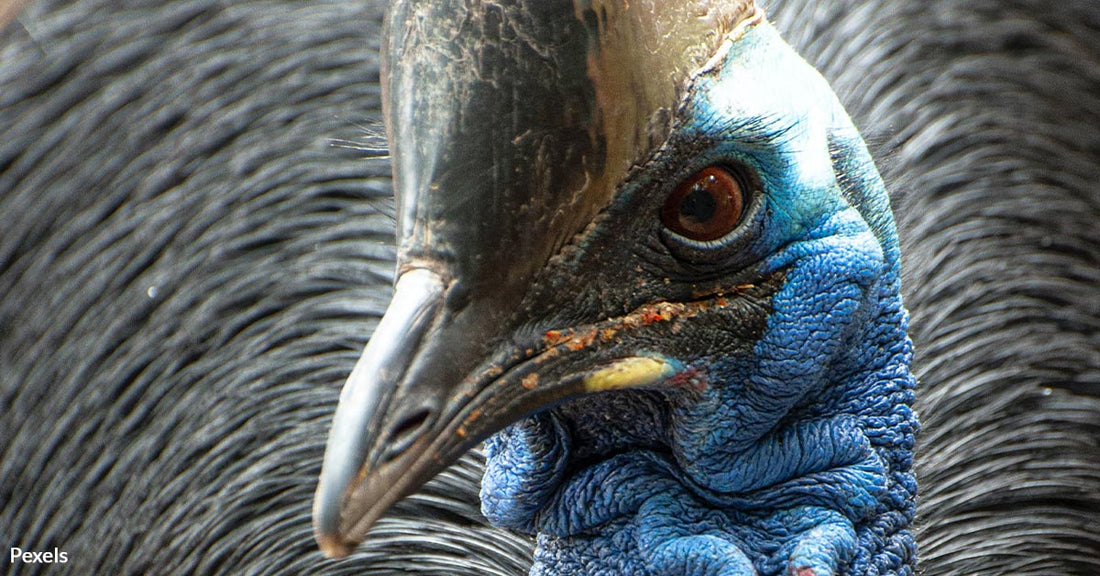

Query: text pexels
left=10, top=547, right=69, bottom=564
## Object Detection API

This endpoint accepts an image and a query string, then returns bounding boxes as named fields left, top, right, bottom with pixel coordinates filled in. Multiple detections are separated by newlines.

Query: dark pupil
left=680, top=184, right=717, bottom=224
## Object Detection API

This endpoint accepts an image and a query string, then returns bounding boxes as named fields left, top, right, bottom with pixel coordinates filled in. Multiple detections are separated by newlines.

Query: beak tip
left=316, top=531, right=355, bottom=559
left=313, top=480, right=357, bottom=560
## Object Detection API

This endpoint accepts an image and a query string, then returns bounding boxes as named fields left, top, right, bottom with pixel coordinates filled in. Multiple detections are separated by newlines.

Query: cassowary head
left=315, top=1, right=919, bottom=574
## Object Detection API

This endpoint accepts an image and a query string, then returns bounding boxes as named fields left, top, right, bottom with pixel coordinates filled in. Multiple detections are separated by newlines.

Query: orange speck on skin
left=521, top=373, right=539, bottom=390
left=640, top=306, right=676, bottom=324
left=564, top=330, right=597, bottom=351
left=455, top=427, right=467, bottom=438
left=544, top=330, right=566, bottom=346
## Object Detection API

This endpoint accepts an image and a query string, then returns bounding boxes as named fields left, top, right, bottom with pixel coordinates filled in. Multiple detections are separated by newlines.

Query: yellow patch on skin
left=584, top=357, right=676, bottom=393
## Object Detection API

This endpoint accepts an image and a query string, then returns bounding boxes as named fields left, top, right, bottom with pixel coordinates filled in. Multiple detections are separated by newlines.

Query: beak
left=311, top=266, right=746, bottom=557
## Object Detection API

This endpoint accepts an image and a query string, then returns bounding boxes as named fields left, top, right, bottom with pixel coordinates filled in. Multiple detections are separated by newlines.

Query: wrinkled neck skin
left=482, top=21, right=918, bottom=576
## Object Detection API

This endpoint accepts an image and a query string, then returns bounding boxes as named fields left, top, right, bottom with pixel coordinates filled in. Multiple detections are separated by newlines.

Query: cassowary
left=317, top=1, right=919, bottom=574
left=1, top=1, right=1097, bottom=576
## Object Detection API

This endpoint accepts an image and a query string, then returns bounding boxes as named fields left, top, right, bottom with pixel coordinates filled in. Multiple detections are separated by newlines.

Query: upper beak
left=312, top=263, right=561, bottom=559
left=313, top=268, right=445, bottom=558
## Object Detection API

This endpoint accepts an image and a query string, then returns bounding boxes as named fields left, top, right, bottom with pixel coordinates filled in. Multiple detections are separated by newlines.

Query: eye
left=660, top=166, right=746, bottom=242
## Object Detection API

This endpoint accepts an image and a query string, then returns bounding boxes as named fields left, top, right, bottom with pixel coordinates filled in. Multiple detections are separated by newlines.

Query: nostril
left=392, top=408, right=430, bottom=440
left=383, top=406, right=434, bottom=460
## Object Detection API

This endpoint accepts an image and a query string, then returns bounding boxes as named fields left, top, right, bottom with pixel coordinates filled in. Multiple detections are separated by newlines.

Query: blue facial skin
left=481, top=21, right=919, bottom=576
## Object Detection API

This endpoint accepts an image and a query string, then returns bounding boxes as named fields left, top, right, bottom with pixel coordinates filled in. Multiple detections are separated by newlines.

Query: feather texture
left=1, top=0, right=1097, bottom=575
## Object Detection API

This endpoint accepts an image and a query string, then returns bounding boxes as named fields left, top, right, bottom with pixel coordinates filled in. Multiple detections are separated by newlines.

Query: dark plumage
left=0, top=1, right=1097, bottom=575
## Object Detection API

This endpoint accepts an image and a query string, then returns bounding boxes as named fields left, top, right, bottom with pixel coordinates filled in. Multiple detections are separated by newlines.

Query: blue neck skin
left=481, top=21, right=918, bottom=576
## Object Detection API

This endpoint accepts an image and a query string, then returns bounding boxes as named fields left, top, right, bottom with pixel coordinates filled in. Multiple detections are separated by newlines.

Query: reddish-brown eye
left=660, top=166, right=745, bottom=242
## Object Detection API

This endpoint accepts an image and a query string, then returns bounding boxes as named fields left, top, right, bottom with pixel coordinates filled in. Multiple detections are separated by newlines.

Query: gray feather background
left=1, top=0, right=1097, bottom=575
